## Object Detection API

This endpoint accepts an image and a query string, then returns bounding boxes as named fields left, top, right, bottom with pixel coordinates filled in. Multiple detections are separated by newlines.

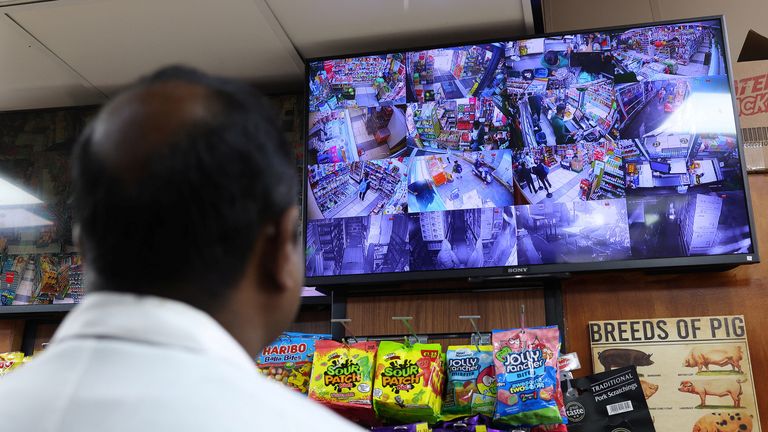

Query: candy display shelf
left=0, top=303, right=76, bottom=317
left=0, top=296, right=330, bottom=318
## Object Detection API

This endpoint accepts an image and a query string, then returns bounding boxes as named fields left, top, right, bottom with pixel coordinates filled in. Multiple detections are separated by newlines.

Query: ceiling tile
left=0, top=14, right=104, bottom=110
left=265, top=0, right=530, bottom=58
left=542, top=0, right=654, bottom=33
left=9, top=0, right=304, bottom=93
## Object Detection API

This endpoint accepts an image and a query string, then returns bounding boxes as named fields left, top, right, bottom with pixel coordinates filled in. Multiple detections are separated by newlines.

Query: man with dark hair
left=358, top=171, right=371, bottom=201
left=528, top=93, right=543, bottom=121
left=452, top=159, right=463, bottom=179
left=518, top=161, right=537, bottom=194
left=533, top=159, right=553, bottom=198
left=0, top=66, right=361, bottom=431
left=550, top=103, right=574, bottom=145
left=470, top=120, right=486, bottom=151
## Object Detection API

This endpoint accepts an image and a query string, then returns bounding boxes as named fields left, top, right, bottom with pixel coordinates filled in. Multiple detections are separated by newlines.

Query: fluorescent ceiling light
left=0, top=208, right=53, bottom=229
left=0, top=177, right=43, bottom=206
left=301, top=287, right=324, bottom=297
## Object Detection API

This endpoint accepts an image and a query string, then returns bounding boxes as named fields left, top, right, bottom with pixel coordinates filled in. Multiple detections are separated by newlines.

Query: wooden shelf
left=0, top=304, right=76, bottom=318
left=0, top=295, right=330, bottom=319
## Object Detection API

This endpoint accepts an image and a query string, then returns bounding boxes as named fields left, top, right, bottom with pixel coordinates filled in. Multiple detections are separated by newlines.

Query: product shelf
left=0, top=303, right=76, bottom=317
left=0, top=295, right=332, bottom=318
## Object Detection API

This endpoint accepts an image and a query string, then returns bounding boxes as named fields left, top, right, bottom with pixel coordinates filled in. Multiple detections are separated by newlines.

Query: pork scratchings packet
left=373, top=341, right=443, bottom=424
left=256, top=332, right=330, bottom=394
left=561, top=366, right=654, bottom=432
left=492, top=326, right=562, bottom=426
left=442, top=345, right=496, bottom=419
left=308, top=340, right=378, bottom=425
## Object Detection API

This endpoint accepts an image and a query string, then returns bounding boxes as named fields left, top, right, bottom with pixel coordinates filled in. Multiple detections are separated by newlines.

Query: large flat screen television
left=303, top=16, right=758, bottom=286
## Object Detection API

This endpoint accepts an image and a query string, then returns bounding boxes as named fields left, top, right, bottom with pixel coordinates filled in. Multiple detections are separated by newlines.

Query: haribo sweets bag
left=373, top=340, right=443, bottom=424
left=308, top=340, right=378, bottom=424
left=492, top=325, right=563, bottom=426
left=442, top=345, right=496, bottom=419
left=256, top=332, right=329, bottom=394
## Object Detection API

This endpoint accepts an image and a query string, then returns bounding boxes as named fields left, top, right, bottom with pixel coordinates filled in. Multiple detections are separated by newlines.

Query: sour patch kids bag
left=308, top=340, right=378, bottom=424
left=373, top=340, right=443, bottom=424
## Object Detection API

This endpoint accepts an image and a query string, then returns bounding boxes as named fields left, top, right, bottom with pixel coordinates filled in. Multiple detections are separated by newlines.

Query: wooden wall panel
left=32, top=323, right=59, bottom=354
left=346, top=289, right=547, bottom=337
left=288, top=306, right=332, bottom=335
left=0, top=320, right=24, bottom=353
left=0, top=306, right=332, bottom=355
left=562, top=174, right=768, bottom=423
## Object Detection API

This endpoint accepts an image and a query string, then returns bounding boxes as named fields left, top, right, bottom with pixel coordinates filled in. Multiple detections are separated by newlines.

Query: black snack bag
left=561, top=366, right=655, bottom=432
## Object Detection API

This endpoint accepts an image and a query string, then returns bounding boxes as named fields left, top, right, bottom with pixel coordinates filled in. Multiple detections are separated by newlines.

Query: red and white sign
left=734, top=62, right=768, bottom=125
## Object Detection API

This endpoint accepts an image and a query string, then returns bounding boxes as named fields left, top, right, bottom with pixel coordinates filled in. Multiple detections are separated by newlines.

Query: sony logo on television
left=507, top=267, right=529, bottom=273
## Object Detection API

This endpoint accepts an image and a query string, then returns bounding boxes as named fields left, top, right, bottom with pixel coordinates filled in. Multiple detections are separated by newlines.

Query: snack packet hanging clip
left=393, top=316, right=425, bottom=347
left=331, top=318, right=366, bottom=346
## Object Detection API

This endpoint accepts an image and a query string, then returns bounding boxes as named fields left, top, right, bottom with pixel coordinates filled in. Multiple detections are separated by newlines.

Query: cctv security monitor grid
left=303, top=16, right=757, bottom=285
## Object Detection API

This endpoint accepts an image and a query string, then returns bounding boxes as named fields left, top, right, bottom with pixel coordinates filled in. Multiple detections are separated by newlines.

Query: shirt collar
left=52, top=291, right=256, bottom=371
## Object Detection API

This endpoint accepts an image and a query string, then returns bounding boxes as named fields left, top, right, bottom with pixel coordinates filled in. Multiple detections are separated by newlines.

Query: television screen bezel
left=302, top=15, right=760, bottom=287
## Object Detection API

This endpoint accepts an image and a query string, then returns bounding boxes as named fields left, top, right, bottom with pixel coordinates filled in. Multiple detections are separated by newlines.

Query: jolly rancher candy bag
left=373, top=340, right=444, bottom=424
left=308, top=340, right=378, bottom=424
left=442, top=345, right=496, bottom=419
left=256, top=332, right=329, bottom=394
left=492, top=325, right=563, bottom=427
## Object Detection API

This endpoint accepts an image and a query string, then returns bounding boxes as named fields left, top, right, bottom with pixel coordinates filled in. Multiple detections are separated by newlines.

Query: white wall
left=387, top=107, right=409, bottom=149
left=543, top=0, right=768, bottom=61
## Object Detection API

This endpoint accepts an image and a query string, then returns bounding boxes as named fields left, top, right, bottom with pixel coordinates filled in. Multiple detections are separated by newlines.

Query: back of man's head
left=71, top=66, right=299, bottom=315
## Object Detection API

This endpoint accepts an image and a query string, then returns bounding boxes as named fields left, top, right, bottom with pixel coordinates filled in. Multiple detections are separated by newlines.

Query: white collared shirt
left=0, top=292, right=364, bottom=431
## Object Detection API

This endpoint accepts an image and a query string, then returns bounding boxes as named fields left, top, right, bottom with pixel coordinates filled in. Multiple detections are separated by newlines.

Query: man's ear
left=72, top=223, right=86, bottom=259
left=270, top=206, right=301, bottom=294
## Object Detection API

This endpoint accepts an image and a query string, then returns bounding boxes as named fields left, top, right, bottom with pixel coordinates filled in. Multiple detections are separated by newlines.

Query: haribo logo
left=262, top=343, right=307, bottom=356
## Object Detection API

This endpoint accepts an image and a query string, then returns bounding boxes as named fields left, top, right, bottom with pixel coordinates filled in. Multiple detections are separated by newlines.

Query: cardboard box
left=734, top=30, right=768, bottom=172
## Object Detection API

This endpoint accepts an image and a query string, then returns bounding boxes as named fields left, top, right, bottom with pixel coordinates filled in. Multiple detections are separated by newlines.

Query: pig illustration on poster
left=678, top=378, right=747, bottom=408
left=693, top=412, right=754, bottom=432
left=683, top=345, right=744, bottom=373
left=589, top=316, right=762, bottom=432
left=597, top=348, right=654, bottom=371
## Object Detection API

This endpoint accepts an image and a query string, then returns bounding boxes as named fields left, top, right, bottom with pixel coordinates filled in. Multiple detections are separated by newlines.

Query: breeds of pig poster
left=589, top=315, right=760, bottom=432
